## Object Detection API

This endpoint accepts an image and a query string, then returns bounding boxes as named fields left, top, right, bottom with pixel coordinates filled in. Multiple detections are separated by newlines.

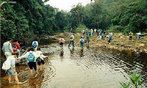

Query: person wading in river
left=59, top=38, right=65, bottom=48
left=79, top=36, right=84, bottom=50
left=86, top=33, right=90, bottom=45
left=5, top=52, right=23, bottom=84
left=68, top=34, right=74, bottom=47
left=129, top=31, right=133, bottom=40
left=18, top=47, right=39, bottom=77
left=2, top=38, right=13, bottom=59
left=12, top=40, right=21, bottom=57
left=36, top=47, right=47, bottom=71
left=108, top=32, right=113, bottom=44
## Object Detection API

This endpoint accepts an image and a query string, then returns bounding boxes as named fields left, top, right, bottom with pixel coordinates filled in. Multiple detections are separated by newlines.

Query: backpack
left=12, top=43, right=17, bottom=52
left=27, top=52, right=35, bottom=62
left=37, top=57, right=41, bottom=61
left=36, top=51, right=41, bottom=61
left=32, top=41, right=37, bottom=48
left=2, top=59, right=11, bottom=71
left=81, top=39, right=84, bottom=44
left=70, top=36, right=73, bottom=39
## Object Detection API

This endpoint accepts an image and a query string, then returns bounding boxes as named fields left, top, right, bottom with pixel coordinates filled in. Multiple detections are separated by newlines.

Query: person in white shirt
left=36, top=47, right=47, bottom=71
left=59, top=38, right=65, bottom=47
left=91, top=29, right=93, bottom=36
left=2, top=39, right=13, bottom=59
left=7, top=52, right=22, bottom=84
left=136, top=32, right=141, bottom=39
left=68, top=34, right=75, bottom=47
left=18, top=47, right=39, bottom=77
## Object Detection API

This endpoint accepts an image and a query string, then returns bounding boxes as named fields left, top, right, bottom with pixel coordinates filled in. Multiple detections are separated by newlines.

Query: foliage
left=120, top=82, right=130, bottom=88
left=109, top=25, right=124, bottom=32
left=75, top=24, right=88, bottom=33
left=120, top=71, right=144, bottom=88
left=131, top=72, right=143, bottom=87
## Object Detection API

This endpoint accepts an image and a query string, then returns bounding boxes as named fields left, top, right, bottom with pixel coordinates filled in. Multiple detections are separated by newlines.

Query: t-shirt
left=59, top=38, right=65, bottom=43
left=70, top=35, right=74, bottom=41
left=36, top=51, right=47, bottom=60
left=7, top=55, right=16, bottom=70
left=19, top=51, right=36, bottom=62
left=137, top=33, right=141, bottom=35
left=2, top=41, right=13, bottom=53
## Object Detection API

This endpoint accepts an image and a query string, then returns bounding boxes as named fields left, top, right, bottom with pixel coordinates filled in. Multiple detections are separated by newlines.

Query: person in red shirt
left=12, top=40, right=21, bottom=57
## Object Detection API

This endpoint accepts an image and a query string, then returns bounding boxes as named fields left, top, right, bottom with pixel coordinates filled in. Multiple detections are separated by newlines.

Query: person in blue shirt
left=86, top=33, right=90, bottom=45
left=79, top=36, right=84, bottom=50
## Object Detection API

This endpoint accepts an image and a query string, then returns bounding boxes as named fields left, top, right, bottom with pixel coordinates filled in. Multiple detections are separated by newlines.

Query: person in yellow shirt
left=129, top=31, right=133, bottom=40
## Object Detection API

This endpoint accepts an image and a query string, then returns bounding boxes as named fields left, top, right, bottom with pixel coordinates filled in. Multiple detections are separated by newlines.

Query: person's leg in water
left=38, top=61, right=41, bottom=71
left=68, top=41, right=71, bottom=47
left=14, top=74, right=21, bottom=84
left=41, top=60, right=45, bottom=70
left=33, top=62, right=39, bottom=76
left=72, top=41, right=74, bottom=47
left=8, top=76, right=12, bottom=83
left=108, top=36, right=111, bottom=44
left=8, top=69, right=22, bottom=84
left=129, top=36, right=132, bottom=40
left=28, top=62, right=35, bottom=77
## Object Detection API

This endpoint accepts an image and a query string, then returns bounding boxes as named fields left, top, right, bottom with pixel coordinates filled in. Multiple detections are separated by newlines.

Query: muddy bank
left=57, top=32, right=147, bottom=53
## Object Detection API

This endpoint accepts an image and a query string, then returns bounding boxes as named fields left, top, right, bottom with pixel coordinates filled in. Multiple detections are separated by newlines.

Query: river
left=1, top=43, right=147, bottom=88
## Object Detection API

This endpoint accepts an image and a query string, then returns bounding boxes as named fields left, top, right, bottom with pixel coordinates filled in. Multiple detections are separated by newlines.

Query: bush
left=109, top=25, right=124, bottom=32
left=75, top=24, right=88, bottom=33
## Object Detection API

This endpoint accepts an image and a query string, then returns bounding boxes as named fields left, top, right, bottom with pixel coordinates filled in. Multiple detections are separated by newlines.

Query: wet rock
left=139, top=44, right=145, bottom=47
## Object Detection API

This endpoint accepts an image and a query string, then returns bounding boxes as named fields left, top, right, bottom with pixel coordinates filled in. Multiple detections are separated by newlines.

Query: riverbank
left=57, top=32, right=147, bottom=53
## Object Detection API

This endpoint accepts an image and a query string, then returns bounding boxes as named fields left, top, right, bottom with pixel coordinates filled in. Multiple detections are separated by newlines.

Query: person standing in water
left=59, top=38, right=65, bottom=48
left=18, top=47, right=39, bottom=77
left=36, top=47, right=48, bottom=71
left=2, top=38, right=13, bottom=59
left=68, top=34, right=74, bottom=47
left=108, top=32, right=113, bottom=44
left=79, top=36, right=84, bottom=50
left=91, top=29, right=93, bottom=36
left=4, top=52, right=23, bottom=84
left=129, top=31, right=133, bottom=40
left=136, top=32, right=141, bottom=39
left=86, top=33, right=90, bottom=45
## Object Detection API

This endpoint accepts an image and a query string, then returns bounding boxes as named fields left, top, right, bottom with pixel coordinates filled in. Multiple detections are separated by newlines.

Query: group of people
left=129, top=31, right=142, bottom=40
left=58, top=28, right=114, bottom=50
left=2, top=39, right=47, bottom=84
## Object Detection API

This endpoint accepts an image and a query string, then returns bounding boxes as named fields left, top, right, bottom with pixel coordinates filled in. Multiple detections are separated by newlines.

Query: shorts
left=5, top=52, right=12, bottom=58
left=37, top=59, right=45, bottom=65
left=80, top=43, right=84, bottom=47
left=60, top=43, right=63, bottom=46
left=28, top=62, right=37, bottom=71
left=8, top=69, right=17, bottom=76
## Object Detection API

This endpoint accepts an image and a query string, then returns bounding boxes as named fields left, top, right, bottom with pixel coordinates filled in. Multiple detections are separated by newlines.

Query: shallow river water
left=1, top=43, right=147, bottom=88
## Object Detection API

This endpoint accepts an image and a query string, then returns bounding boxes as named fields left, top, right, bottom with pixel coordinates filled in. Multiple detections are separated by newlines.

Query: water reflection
left=80, top=49, right=84, bottom=57
left=86, top=45, right=90, bottom=49
left=60, top=48, right=64, bottom=57
left=69, top=47, right=74, bottom=54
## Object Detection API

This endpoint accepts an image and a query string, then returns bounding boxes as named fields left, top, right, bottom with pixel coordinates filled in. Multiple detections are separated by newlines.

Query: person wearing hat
left=2, top=38, right=13, bottom=59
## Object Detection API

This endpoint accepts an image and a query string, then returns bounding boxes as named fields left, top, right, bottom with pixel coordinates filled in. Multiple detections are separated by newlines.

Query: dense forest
left=1, top=0, right=147, bottom=43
